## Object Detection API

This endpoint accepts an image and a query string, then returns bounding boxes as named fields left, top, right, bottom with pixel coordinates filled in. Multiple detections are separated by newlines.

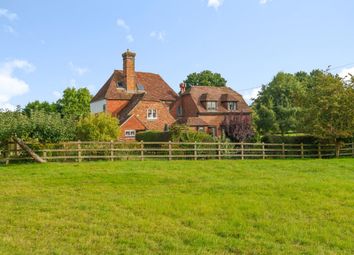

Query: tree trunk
left=12, top=137, right=46, bottom=163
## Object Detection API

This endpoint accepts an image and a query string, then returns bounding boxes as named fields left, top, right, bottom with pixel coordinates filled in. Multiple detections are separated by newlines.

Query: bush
left=170, top=125, right=214, bottom=143
left=262, top=135, right=318, bottom=144
left=136, top=131, right=171, bottom=142
left=76, top=113, right=120, bottom=141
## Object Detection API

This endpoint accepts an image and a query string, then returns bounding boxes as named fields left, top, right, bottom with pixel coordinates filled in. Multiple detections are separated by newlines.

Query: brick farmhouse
left=90, top=50, right=251, bottom=140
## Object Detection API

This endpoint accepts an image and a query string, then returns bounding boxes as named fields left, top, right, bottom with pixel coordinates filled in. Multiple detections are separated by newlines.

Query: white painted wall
left=90, top=100, right=106, bottom=113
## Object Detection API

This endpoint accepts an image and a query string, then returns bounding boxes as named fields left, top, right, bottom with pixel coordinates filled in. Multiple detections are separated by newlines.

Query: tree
left=222, top=113, right=254, bottom=142
left=252, top=72, right=304, bottom=136
left=184, top=70, right=227, bottom=89
left=57, top=87, right=92, bottom=118
left=23, top=100, right=58, bottom=117
left=76, top=113, right=120, bottom=141
left=300, top=70, right=354, bottom=154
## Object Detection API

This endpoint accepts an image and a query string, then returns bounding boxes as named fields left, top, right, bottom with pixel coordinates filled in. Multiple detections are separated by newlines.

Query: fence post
left=140, top=141, right=144, bottom=161
left=301, top=143, right=304, bottom=159
left=43, top=150, right=47, bottom=160
left=218, top=141, right=221, bottom=160
left=318, top=144, right=322, bottom=159
left=241, top=142, right=244, bottom=160
left=77, top=140, right=82, bottom=163
left=352, top=142, right=354, bottom=157
left=194, top=142, right=197, bottom=160
left=110, top=140, right=114, bottom=161
left=282, top=143, right=285, bottom=159
left=168, top=141, right=172, bottom=161
left=262, top=142, right=265, bottom=160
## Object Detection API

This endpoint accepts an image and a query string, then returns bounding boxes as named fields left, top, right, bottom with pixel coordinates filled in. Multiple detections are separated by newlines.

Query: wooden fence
left=1, top=141, right=353, bottom=164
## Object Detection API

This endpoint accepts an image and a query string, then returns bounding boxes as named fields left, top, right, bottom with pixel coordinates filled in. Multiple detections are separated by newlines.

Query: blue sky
left=1, top=0, right=354, bottom=109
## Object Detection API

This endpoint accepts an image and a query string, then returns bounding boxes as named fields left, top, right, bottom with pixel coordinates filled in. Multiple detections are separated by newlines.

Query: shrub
left=136, top=131, right=171, bottom=142
left=76, top=113, right=120, bottom=141
left=170, top=125, right=213, bottom=143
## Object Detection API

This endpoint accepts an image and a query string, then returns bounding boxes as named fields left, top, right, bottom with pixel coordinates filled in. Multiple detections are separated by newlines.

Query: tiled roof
left=178, top=117, right=209, bottom=126
left=91, top=70, right=177, bottom=102
left=182, top=86, right=251, bottom=113
left=118, top=93, right=145, bottom=124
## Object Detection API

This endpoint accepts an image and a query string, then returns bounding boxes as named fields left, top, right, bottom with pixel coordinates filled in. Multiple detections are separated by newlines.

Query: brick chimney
left=122, top=49, right=137, bottom=93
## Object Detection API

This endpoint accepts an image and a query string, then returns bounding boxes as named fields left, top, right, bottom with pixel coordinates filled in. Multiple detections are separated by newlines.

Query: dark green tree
left=23, top=100, right=58, bottom=117
left=253, top=72, right=305, bottom=136
left=57, top=87, right=92, bottom=118
left=184, top=70, right=227, bottom=89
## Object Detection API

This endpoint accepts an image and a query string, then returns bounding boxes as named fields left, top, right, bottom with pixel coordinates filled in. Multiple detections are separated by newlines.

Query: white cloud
left=68, top=62, right=88, bottom=76
left=0, top=59, right=35, bottom=110
left=150, top=31, right=166, bottom=42
left=2, top=24, right=16, bottom=34
left=243, top=87, right=261, bottom=104
left=126, top=34, right=134, bottom=43
left=259, top=0, right=271, bottom=5
left=0, top=8, right=18, bottom=21
left=339, top=67, right=354, bottom=81
left=207, top=0, right=224, bottom=10
left=52, top=90, right=62, bottom=100
left=116, top=18, right=130, bottom=31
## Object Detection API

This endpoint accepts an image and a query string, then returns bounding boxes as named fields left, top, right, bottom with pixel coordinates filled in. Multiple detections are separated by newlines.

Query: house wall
left=120, top=115, right=146, bottom=140
left=132, top=101, right=176, bottom=131
left=90, top=100, right=106, bottom=113
left=170, top=95, right=198, bottom=119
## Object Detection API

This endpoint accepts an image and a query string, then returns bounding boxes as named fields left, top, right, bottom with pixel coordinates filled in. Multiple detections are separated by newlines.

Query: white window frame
left=147, top=109, right=157, bottom=120
left=206, top=101, right=217, bottom=111
left=227, top=101, right=237, bottom=111
left=125, top=130, right=136, bottom=138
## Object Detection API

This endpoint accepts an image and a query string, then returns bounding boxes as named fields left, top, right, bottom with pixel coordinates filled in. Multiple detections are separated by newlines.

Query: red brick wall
left=170, top=95, right=198, bottom=119
left=120, top=115, right=146, bottom=140
left=132, top=101, right=176, bottom=131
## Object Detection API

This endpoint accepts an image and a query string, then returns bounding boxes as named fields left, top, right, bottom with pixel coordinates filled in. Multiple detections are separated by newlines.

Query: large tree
left=57, top=87, right=92, bottom=118
left=184, top=70, right=227, bottom=89
left=300, top=70, right=354, bottom=150
left=252, top=72, right=304, bottom=136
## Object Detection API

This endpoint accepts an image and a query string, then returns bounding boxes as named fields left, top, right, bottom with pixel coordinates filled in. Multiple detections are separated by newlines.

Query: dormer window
left=206, top=101, right=217, bottom=111
left=116, top=81, right=124, bottom=89
left=227, top=101, right=237, bottom=111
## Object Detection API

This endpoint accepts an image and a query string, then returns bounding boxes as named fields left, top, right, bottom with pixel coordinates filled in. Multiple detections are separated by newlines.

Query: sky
left=1, top=0, right=354, bottom=110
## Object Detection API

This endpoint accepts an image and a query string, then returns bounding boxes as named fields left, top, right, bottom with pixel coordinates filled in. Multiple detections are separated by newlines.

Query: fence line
left=1, top=141, right=353, bottom=164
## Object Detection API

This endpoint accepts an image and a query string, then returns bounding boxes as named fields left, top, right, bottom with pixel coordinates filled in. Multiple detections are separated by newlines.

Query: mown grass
left=0, top=159, right=353, bottom=254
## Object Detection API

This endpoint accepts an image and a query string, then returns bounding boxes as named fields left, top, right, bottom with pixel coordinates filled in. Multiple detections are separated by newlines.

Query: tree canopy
left=252, top=72, right=304, bottom=136
left=57, top=87, right=92, bottom=118
left=184, top=70, right=227, bottom=89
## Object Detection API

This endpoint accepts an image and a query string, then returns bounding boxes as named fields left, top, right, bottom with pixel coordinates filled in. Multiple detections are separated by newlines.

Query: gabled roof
left=182, top=86, right=251, bottom=114
left=177, top=117, right=209, bottom=126
left=118, top=93, right=145, bottom=124
left=91, top=70, right=177, bottom=102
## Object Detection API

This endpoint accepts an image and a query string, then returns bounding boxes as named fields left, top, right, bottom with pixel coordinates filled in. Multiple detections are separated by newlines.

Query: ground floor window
left=208, top=127, right=216, bottom=137
left=125, top=130, right=136, bottom=138
left=197, top=126, right=205, bottom=132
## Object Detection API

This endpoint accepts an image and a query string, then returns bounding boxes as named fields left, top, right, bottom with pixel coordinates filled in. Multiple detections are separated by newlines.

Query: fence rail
left=1, top=141, right=353, bottom=164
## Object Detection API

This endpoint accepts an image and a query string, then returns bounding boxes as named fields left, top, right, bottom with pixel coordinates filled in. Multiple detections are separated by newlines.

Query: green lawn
left=0, top=159, right=353, bottom=255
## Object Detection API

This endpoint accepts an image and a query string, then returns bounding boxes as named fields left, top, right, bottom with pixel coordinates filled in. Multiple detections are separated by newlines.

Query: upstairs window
left=206, top=101, right=217, bottom=111
left=177, top=106, right=183, bottom=117
left=227, top=102, right=237, bottom=111
left=147, top=109, right=157, bottom=120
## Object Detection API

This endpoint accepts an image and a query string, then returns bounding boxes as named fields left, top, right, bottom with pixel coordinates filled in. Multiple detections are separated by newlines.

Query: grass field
left=0, top=159, right=353, bottom=254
